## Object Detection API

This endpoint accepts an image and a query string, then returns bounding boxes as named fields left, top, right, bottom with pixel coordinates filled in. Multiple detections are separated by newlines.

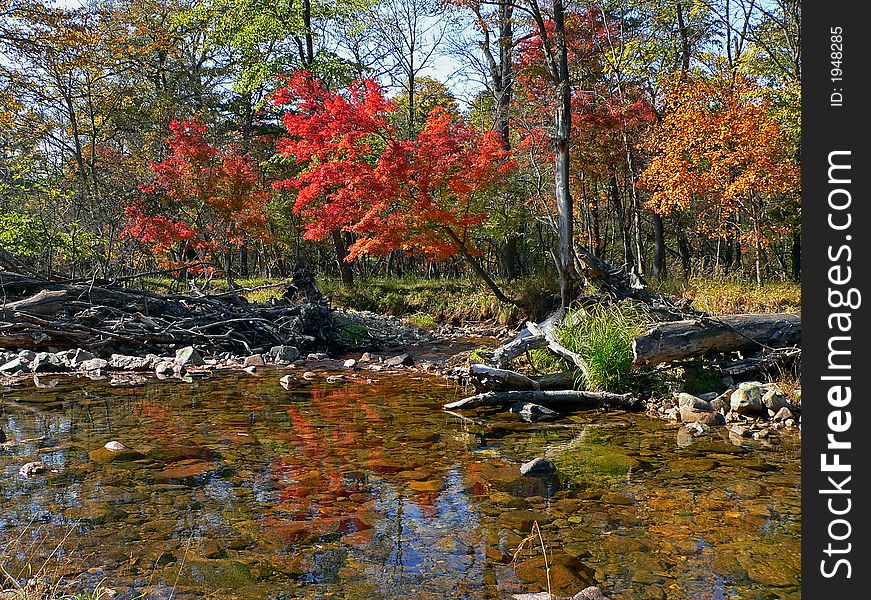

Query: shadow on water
left=0, top=371, right=800, bottom=599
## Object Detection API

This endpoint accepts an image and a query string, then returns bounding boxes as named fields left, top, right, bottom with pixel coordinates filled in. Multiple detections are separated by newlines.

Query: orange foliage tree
left=638, top=71, right=800, bottom=284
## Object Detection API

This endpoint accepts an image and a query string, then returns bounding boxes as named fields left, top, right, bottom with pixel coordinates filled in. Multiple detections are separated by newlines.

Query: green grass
left=527, top=302, right=649, bottom=392
left=651, top=276, right=800, bottom=314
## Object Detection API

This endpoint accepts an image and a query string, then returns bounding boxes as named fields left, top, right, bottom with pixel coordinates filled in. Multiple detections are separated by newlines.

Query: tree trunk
left=553, top=0, right=573, bottom=308
left=444, top=389, right=642, bottom=411
left=331, top=228, right=354, bottom=287
left=632, top=313, right=801, bottom=367
left=652, top=213, right=666, bottom=276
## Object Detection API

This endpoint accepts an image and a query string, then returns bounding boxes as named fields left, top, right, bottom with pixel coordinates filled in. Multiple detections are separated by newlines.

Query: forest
left=0, top=0, right=801, bottom=305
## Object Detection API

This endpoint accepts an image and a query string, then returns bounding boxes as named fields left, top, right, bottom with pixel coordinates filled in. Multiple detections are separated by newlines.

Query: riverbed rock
left=384, top=353, right=414, bottom=367
left=175, top=346, right=204, bottom=368
left=243, top=354, right=265, bottom=368
left=70, top=348, right=95, bottom=367
left=510, top=402, right=557, bottom=422
left=729, top=382, right=767, bottom=416
left=762, top=386, right=790, bottom=412
left=0, top=428, right=5, bottom=443
left=574, top=587, right=613, bottom=600
left=677, top=393, right=713, bottom=411
left=109, top=354, right=152, bottom=371
left=104, top=441, right=128, bottom=452
left=270, top=345, right=300, bottom=364
left=19, top=461, right=49, bottom=477
left=79, top=358, right=109, bottom=371
left=0, top=357, right=28, bottom=374
left=520, top=457, right=556, bottom=477
left=343, top=358, right=357, bottom=369
left=679, top=406, right=726, bottom=426
left=31, top=352, right=69, bottom=373
left=772, top=406, right=795, bottom=421
left=155, top=361, right=175, bottom=377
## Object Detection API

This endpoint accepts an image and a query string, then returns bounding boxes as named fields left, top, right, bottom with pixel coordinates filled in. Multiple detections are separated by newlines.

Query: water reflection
left=0, top=372, right=800, bottom=599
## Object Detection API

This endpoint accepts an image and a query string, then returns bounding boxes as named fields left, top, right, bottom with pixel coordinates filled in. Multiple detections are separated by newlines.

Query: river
left=1, top=368, right=800, bottom=599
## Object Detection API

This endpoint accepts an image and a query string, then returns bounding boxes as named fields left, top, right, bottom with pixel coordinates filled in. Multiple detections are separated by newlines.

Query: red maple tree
left=272, top=71, right=515, bottom=302
left=122, top=119, right=270, bottom=276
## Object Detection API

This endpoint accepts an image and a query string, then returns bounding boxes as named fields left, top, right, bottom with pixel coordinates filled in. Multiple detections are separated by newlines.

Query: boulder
left=243, top=354, right=265, bottom=368
left=384, top=353, right=414, bottom=367
left=0, top=357, right=28, bottom=374
left=108, top=354, right=152, bottom=371
left=520, top=457, right=556, bottom=477
left=762, top=386, right=790, bottom=411
left=270, top=345, right=300, bottom=365
left=343, top=358, right=357, bottom=369
left=574, top=587, right=613, bottom=600
left=773, top=406, right=796, bottom=422
left=677, top=393, right=713, bottom=412
left=31, top=352, right=69, bottom=373
left=79, top=358, right=109, bottom=371
left=70, top=348, right=95, bottom=367
left=174, top=346, right=204, bottom=369
left=680, top=406, right=726, bottom=426
left=729, top=382, right=767, bottom=416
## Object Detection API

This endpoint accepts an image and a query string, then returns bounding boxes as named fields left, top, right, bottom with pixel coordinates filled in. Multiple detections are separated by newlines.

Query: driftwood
left=0, top=289, right=68, bottom=319
left=533, top=371, right=577, bottom=390
left=0, top=272, right=338, bottom=355
left=469, top=363, right=540, bottom=391
left=632, top=313, right=801, bottom=367
left=444, top=390, right=642, bottom=411
left=713, top=347, right=801, bottom=376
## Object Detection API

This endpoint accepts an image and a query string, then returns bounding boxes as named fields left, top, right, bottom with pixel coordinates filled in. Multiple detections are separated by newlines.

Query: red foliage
left=512, top=7, right=655, bottom=178
left=272, top=71, right=512, bottom=261
left=122, top=119, right=270, bottom=269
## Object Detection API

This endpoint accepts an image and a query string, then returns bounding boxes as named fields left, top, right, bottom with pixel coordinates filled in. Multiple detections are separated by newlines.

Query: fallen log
left=533, top=371, right=577, bottom=390
left=632, top=313, right=801, bottom=367
left=486, top=333, right=548, bottom=369
left=444, top=390, right=642, bottom=411
left=1, top=289, right=68, bottom=319
left=469, top=363, right=540, bottom=391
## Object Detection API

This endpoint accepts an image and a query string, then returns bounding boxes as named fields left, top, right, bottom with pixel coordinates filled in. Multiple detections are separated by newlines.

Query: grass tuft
left=555, top=303, right=649, bottom=392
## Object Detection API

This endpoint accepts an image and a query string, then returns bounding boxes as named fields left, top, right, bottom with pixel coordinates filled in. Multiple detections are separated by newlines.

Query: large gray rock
left=0, top=358, right=29, bottom=374
left=31, top=352, right=69, bottom=373
left=677, top=393, right=713, bottom=412
left=79, top=358, right=108, bottom=371
left=270, top=345, right=300, bottom=364
left=384, top=353, right=414, bottom=367
left=108, top=354, right=152, bottom=371
left=70, top=348, right=95, bottom=367
left=680, top=406, right=726, bottom=426
left=520, top=457, right=556, bottom=477
left=573, top=587, right=613, bottom=600
left=729, top=382, right=767, bottom=416
left=174, top=346, right=204, bottom=368
left=762, top=386, right=790, bottom=411
left=243, top=354, right=265, bottom=368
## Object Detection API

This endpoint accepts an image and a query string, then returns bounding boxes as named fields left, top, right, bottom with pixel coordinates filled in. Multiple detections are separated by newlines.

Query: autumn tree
left=638, top=71, right=799, bottom=285
left=271, top=71, right=515, bottom=302
left=123, top=119, right=271, bottom=283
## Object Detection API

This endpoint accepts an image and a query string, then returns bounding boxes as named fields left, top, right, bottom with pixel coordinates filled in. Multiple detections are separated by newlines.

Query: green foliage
left=556, top=303, right=649, bottom=392
left=0, top=212, right=42, bottom=256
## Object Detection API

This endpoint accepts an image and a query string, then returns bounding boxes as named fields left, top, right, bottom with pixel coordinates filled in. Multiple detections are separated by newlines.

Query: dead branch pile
left=0, top=272, right=337, bottom=356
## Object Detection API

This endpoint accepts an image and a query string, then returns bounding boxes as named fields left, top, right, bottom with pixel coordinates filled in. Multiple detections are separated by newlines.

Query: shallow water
left=1, top=370, right=800, bottom=599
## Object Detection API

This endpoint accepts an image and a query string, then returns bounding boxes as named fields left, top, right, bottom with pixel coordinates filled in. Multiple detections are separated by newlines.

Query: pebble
left=104, top=441, right=127, bottom=452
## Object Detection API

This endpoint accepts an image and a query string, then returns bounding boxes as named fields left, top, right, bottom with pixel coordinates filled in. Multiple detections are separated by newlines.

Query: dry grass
left=652, top=276, right=800, bottom=314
